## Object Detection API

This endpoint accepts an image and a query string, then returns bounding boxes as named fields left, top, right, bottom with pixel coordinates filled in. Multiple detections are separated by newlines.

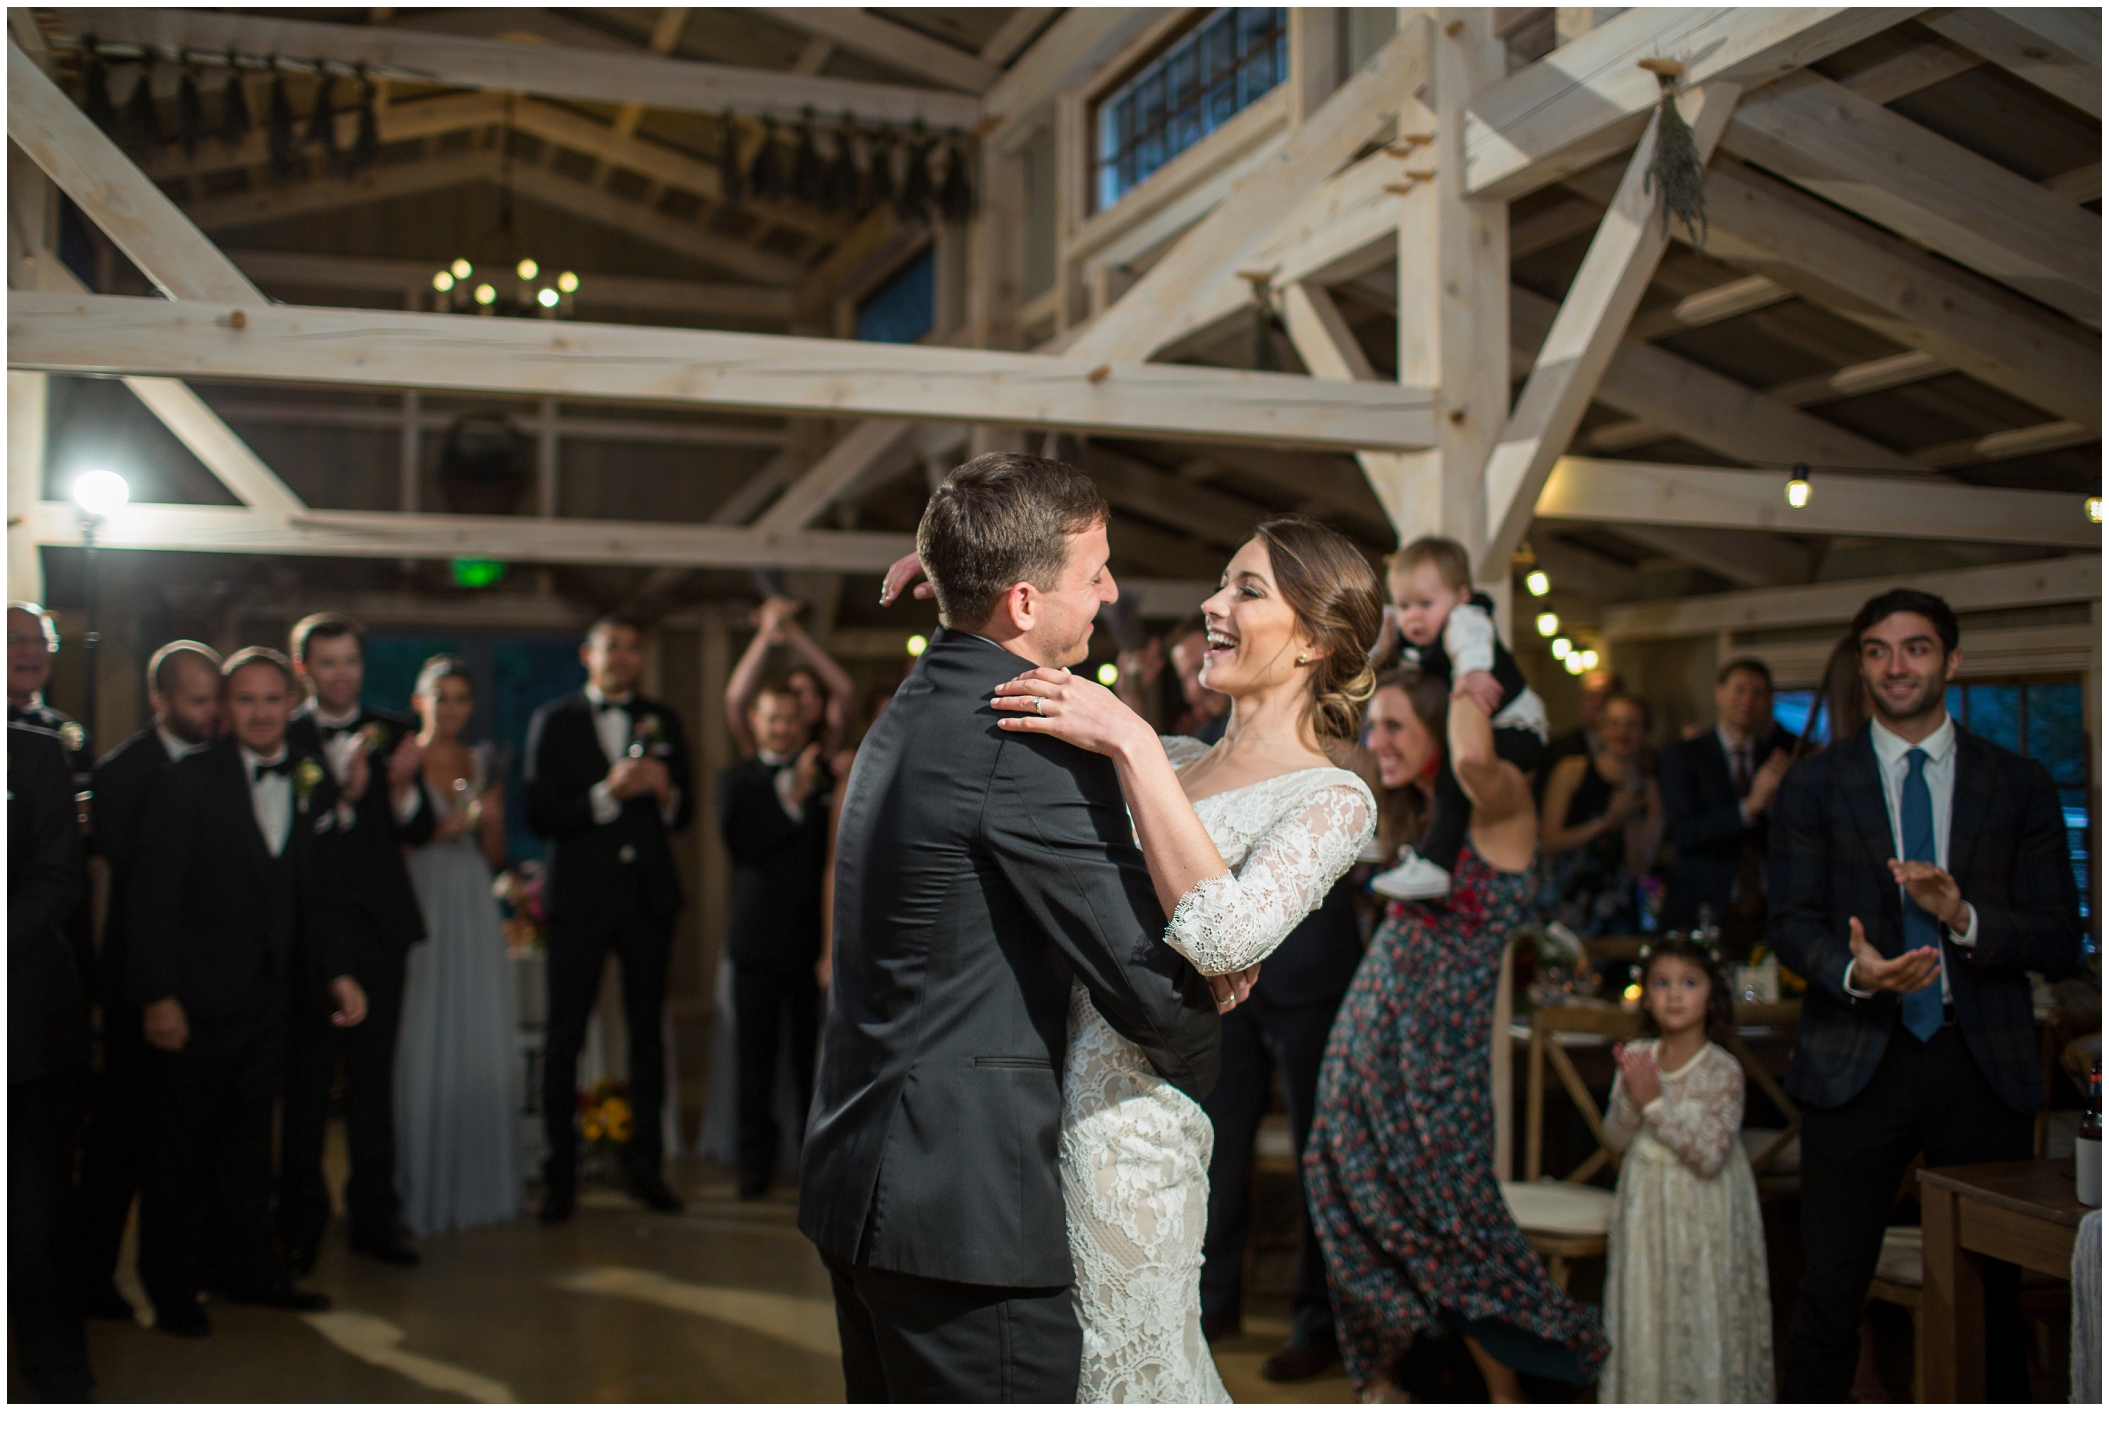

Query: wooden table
left=1918, top=1158, right=2090, bottom=1401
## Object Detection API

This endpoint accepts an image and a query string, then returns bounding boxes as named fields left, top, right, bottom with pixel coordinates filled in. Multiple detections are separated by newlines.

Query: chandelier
left=430, top=256, right=578, bottom=318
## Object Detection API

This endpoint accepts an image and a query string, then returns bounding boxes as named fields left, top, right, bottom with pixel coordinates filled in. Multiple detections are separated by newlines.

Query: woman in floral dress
left=1306, top=667, right=1607, bottom=1402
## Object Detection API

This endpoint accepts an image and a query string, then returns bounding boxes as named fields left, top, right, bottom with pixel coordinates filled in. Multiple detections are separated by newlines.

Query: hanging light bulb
left=557, top=271, right=579, bottom=294
left=431, top=271, right=454, bottom=293
left=905, top=634, right=928, bottom=657
left=1785, top=462, right=1812, bottom=509
left=1525, top=568, right=1551, bottom=597
left=537, top=287, right=559, bottom=308
left=450, top=258, right=472, bottom=279
left=516, top=258, right=539, bottom=281
left=1564, top=651, right=1587, bottom=675
left=1535, top=610, right=1559, bottom=638
left=473, top=282, right=496, bottom=306
left=2088, top=496, right=2103, bottom=524
left=1579, top=648, right=1600, bottom=671
left=1550, top=637, right=1572, bottom=660
left=1096, top=662, right=1119, bottom=685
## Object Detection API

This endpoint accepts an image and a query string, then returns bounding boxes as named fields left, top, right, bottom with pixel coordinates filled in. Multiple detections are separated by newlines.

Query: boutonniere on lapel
left=358, top=721, right=392, bottom=754
left=628, top=713, right=663, bottom=759
left=294, top=757, right=326, bottom=815
left=58, top=720, right=86, bottom=754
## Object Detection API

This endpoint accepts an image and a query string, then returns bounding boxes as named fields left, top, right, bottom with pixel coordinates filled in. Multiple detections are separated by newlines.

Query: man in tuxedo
left=526, top=615, right=694, bottom=1222
left=8, top=601, right=91, bottom=788
left=127, top=648, right=367, bottom=1337
left=277, top=613, right=431, bottom=1272
left=1660, top=657, right=1796, bottom=958
left=9, top=719, right=93, bottom=1400
left=75, top=641, right=223, bottom=1321
left=715, top=680, right=831, bottom=1199
left=803, top=453, right=1223, bottom=1402
left=1769, top=589, right=2081, bottom=1401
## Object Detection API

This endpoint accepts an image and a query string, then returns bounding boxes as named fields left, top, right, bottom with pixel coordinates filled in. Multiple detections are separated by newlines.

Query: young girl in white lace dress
left=992, top=518, right=1381, bottom=1403
left=1599, top=938, right=1773, bottom=1402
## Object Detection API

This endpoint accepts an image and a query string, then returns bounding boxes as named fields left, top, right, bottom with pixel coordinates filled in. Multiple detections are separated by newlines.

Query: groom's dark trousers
left=800, top=628, right=1222, bottom=1402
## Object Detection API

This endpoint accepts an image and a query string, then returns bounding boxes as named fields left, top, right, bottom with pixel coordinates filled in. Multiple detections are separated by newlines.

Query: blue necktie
left=1899, top=747, right=1944, bottom=1041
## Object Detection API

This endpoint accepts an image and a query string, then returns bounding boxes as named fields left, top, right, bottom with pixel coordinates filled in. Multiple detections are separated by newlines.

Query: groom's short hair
left=916, top=452, right=1110, bottom=629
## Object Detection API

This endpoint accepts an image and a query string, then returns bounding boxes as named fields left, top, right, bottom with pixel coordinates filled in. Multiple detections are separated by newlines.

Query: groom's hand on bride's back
left=878, top=552, right=933, bottom=607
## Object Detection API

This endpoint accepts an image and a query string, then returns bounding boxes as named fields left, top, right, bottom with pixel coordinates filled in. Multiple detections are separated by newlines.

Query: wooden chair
left=1866, top=1224, right=1927, bottom=1403
left=1728, top=1001, right=1804, bottom=1197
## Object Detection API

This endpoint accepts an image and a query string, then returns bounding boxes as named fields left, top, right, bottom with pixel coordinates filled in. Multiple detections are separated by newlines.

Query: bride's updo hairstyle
left=1251, top=516, right=1383, bottom=741
left=414, top=653, right=472, bottom=699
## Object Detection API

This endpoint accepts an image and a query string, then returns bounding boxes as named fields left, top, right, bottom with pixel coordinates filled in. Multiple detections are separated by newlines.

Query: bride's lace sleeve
left=1163, top=778, right=1374, bottom=976
left=1158, top=734, right=1212, bottom=770
left=1641, top=1045, right=1746, bottom=1177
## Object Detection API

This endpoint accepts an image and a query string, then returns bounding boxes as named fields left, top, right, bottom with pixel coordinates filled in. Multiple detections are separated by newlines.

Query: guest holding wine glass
left=395, top=656, right=523, bottom=1236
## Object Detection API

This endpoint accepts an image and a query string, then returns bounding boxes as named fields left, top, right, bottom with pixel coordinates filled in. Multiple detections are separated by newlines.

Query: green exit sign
left=451, top=557, right=508, bottom=588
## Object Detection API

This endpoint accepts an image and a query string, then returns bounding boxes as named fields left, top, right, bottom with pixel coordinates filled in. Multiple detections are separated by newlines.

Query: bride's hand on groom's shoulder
left=992, top=667, right=1148, bottom=758
left=878, top=552, right=933, bottom=607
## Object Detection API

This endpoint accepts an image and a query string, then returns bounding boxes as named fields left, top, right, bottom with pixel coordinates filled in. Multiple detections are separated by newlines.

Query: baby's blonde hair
left=1385, top=535, right=1472, bottom=592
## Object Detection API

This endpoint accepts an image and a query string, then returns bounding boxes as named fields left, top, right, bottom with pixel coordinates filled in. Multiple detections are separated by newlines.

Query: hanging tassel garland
left=176, top=52, right=205, bottom=160
left=1641, top=70, right=1707, bottom=251
left=81, top=38, right=117, bottom=133
left=864, top=128, right=895, bottom=215
left=747, top=122, right=785, bottom=202
left=304, top=60, right=338, bottom=161
left=717, top=112, right=744, bottom=205
left=937, top=135, right=972, bottom=224
left=266, top=60, right=299, bottom=180
left=899, top=121, right=934, bottom=220
left=122, top=54, right=162, bottom=152
left=823, top=114, right=861, bottom=214
left=219, top=50, right=251, bottom=149
left=345, top=66, right=379, bottom=177
left=791, top=108, right=823, bottom=206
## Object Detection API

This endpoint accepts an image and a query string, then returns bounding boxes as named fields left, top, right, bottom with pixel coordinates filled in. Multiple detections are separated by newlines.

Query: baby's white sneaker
left=1370, top=848, right=1452, bottom=901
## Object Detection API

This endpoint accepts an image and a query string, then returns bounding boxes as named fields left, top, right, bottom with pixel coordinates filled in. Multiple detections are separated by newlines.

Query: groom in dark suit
left=1769, top=588, right=2081, bottom=1401
left=802, top=453, right=1223, bottom=1403
left=526, top=615, right=693, bottom=1222
left=127, top=648, right=366, bottom=1338
left=278, top=613, right=433, bottom=1272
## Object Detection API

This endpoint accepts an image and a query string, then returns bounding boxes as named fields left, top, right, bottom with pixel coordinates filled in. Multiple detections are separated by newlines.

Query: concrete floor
left=22, top=1152, right=1356, bottom=1404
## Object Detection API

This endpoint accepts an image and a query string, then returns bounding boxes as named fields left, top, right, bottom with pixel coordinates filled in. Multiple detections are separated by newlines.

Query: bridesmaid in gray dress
left=396, top=655, right=523, bottom=1235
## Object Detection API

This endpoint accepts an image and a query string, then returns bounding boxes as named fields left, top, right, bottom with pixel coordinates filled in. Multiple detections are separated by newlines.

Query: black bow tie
left=252, top=757, right=295, bottom=781
left=595, top=697, right=632, bottom=714
left=319, top=720, right=358, bottom=738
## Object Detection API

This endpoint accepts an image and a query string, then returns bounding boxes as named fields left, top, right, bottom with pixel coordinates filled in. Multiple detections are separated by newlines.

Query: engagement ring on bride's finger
left=1033, top=696, right=1047, bottom=716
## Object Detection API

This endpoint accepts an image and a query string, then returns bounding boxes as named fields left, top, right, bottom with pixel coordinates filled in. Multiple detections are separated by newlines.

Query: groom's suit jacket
left=799, top=627, right=1222, bottom=1290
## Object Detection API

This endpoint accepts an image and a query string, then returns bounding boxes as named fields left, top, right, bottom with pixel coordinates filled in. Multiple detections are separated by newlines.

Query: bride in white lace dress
left=993, top=519, right=1383, bottom=1403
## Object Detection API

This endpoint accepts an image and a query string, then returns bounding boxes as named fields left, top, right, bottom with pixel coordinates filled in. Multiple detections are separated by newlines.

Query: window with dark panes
left=1950, top=679, right=2097, bottom=955
left=1096, top=9, right=1288, bottom=211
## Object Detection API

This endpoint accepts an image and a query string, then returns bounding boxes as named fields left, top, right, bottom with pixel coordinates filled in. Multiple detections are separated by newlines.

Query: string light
left=1579, top=648, right=1600, bottom=670
left=1785, top=462, right=1812, bottom=509
left=905, top=634, right=928, bottom=657
left=557, top=271, right=580, bottom=294
left=1524, top=569, right=1551, bottom=597
left=1535, top=610, right=1560, bottom=637
left=2088, top=496, right=2103, bottom=524
left=1550, top=637, right=1572, bottom=660
left=450, top=258, right=472, bottom=279
left=516, top=258, right=539, bottom=281
left=431, top=271, right=454, bottom=293
left=537, top=287, right=559, bottom=308
left=1564, top=652, right=1587, bottom=674
left=473, top=283, right=496, bottom=306
left=1096, top=662, right=1119, bottom=685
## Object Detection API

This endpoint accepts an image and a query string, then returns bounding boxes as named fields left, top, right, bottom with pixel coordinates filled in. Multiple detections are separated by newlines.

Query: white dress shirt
left=757, top=747, right=807, bottom=823
left=585, top=683, right=680, bottom=827
left=1842, top=712, right=1978, bottom=1000
left=156, top=724, right=208, bottom=764
left=241, top=744, right=294, bottom=858
left=306, top=701, right=413, bottom=827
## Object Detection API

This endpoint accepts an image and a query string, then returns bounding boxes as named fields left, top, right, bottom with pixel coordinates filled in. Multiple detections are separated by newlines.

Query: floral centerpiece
left=578, top=1078, right=632, bottom=1180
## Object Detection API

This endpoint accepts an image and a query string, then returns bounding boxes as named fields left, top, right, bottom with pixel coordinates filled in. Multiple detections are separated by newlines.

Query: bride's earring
left=1297, top=651, right=1309, bottom=665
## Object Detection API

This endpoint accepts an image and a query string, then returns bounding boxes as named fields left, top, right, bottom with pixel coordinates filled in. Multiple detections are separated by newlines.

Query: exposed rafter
left=1923, top=7, right=2101, bottom=118
left=750, top=9, right=999, bottom=92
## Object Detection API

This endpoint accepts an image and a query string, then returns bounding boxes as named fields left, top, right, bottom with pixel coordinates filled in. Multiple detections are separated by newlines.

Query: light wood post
left=696, top=623, right=732, bottom=1010
left=7, top=371, right=48, bottom=603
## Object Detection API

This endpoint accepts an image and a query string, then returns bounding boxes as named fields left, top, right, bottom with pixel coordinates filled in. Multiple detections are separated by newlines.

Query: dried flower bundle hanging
left=791, top=107, right=823, bottom=206
left=717, top=111, right=744, bottom=204
left=121, top=54, right=162, bottom=152
left=266, top=60, right=299, bottom=180
left=823, top=112, right=861, bottom=214
left=345, top=66, right=379, bottom=177
left=1640, top=63, right=1706, bottom=251
left=864, top=126, right=896, bottom=214
left=303, top=60, right=338, bottom=163
left=175, top=51, right=205, bottom=159
left=218, top=49, right=251, bottom=148
left=899, top=121, right=936, bottom=221
left=937, top=134, right=972, bottom=224
left=747, top=120, right=785, bottom=202
left=80, top=37, right=117, bottom=133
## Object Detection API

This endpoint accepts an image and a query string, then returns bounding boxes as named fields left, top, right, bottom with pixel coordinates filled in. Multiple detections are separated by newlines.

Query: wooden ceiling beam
left=141, top=91, right=504, bottom=183
left=1604, top=523, right=1811, bottom=589
left=749, top=9, right=998, bottom=92
left=498, top=161, right=801, bottom=287
left=1722, top=69, right=2101, bottom=324
left=11, top=292, right=1439, bottom=452
left=979, top=9, right=1058, bottom=67
left=1627, top=274, right=1793, bottom=342
left=1536, top=457, right=2098, bottom=550
left=981, top=8, right=1169, bottom=152
left=1924, top=7, right=2101, bottom=118
left=1840, top=37, right=1980, bottom=104
left=1910, top=420, right=2099, bottom=470
left=180, top=148, right=496, bottom=234
left=1461, top=6, right=1903, bottom=200
left=1581, top=348, right=1956, bottom=454
left=47, top=8, right=980, bottom=130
